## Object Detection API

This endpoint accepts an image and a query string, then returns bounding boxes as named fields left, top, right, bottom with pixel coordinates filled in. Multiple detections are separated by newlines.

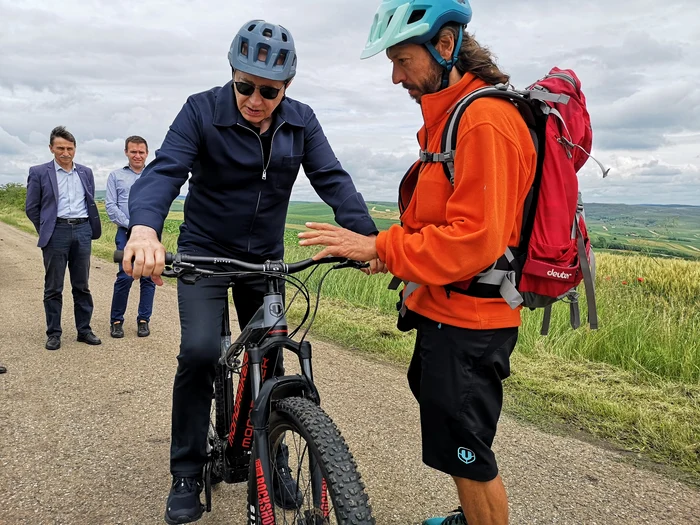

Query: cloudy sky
left=1, top=0, right=699, bottom=205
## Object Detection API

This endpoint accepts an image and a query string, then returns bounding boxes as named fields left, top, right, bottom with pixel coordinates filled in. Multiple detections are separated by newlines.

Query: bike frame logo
left=458, top=447, right=476, bottom=465
left=269, top=302, right=283, bottom=317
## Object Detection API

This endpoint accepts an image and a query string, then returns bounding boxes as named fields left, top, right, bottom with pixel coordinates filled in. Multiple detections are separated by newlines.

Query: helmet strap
left=424, top=27, right=464, bottom=90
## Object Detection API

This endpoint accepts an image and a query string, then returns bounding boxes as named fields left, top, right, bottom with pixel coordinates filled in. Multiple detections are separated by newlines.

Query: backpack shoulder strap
left=426, top=85, right=538, bottom=185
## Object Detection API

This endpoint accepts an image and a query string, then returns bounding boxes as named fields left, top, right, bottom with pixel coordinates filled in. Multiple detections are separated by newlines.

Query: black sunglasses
left=234, top=81, right=284, bottom=100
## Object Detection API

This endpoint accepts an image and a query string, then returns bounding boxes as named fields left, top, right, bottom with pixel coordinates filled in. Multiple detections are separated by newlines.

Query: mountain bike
left=114, top=250, right=375, bottom=525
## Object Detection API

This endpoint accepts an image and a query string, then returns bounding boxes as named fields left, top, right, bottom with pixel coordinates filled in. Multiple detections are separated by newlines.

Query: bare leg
left=454, top=475, right=508, bottom=525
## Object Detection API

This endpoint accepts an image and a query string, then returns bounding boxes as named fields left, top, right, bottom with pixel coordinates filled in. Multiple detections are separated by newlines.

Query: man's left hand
left=298, top=222, right=379, bottom=262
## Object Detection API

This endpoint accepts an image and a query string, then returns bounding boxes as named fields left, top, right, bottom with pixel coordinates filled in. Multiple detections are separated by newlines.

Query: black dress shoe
left=110, top=322, right=124, bottom=338
left=0, top=364, right=7, bottom=374
left=45, top=336, right=61, bottom=351
left=137, top=320, right=150, bottom=338
left=77, top=332, right=102, bottom=345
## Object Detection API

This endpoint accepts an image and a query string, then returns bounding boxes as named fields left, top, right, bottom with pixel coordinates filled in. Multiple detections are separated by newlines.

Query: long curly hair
left=433, top=24, right=510, bottom=85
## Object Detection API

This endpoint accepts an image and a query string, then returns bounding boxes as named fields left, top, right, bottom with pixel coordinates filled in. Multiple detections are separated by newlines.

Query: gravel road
left=0, top=221, right=698, bottom=525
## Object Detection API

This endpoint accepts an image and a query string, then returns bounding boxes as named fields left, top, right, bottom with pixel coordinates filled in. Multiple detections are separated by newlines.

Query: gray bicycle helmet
left=228, top=20, right=297, bottom=82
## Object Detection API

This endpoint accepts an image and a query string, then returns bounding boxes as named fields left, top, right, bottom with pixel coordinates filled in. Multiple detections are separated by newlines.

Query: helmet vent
left=408, top=9, right=426, bottom=24
left=277, top=50, right=288, bottom=65
left=247, top=23, right=256, bottom=32
left=262, top=27, right=273, bottom=38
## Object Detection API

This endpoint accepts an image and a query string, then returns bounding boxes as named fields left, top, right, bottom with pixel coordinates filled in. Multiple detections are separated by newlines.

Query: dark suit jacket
left=25, top=161, right=102, bottom=248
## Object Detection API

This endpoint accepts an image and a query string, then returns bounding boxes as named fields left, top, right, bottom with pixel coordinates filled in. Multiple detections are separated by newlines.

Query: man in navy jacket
left=26, top=126, right=102, bottom=351
left=122, top=20, right=377, bottom=524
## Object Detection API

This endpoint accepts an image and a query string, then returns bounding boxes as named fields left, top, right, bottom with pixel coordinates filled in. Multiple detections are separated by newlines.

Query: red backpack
left=395, top=68, right=609, bottom=334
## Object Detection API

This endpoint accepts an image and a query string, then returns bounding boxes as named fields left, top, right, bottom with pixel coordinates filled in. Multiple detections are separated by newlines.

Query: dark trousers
left=42, top=222, right=93, bottom=337
left=170, top=274, right=284, bottom=477
left=110, top=227, right=155, bottom=324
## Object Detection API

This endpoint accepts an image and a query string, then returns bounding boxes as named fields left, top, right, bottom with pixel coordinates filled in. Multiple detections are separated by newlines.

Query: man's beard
left=402, top=63, right=443, bottom=104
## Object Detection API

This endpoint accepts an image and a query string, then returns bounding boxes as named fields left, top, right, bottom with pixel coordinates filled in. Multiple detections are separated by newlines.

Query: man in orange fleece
left=299, top=1, right=536, bottom=524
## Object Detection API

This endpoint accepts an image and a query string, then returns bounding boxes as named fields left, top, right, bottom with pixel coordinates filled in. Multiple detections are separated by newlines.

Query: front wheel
left=248, top=397, right=375, bottom=524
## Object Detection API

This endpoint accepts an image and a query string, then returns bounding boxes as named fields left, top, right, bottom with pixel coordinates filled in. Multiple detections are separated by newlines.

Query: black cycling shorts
left=407, top=313, right=518, bottom=482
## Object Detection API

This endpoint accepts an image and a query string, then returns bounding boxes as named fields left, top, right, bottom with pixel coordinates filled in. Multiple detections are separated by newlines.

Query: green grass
left=283, top=230, right=700, bottom=383
left=281, top=230, right=700, bottom=480
left=2, top=184, right=699, bottom=483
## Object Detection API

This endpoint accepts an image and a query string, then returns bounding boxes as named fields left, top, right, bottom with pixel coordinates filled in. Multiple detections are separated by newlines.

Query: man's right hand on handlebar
left=123, top=225, right=167, bottom=286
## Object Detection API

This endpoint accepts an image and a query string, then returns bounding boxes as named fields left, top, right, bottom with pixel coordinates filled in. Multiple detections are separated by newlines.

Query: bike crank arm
left=203, top=461, right=213, bottom=512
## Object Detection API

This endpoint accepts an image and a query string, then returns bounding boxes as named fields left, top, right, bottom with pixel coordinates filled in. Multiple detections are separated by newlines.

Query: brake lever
left=161, top=262, right=207, bottom=285
left=161, top=266, right=179, bottom=279
left=181, top=273, right=201, bottom=285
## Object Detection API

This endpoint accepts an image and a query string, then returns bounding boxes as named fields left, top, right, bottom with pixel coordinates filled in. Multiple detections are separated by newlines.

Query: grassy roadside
left=282, top=294, right=700, bottom=484
left=2, top=190, right=698, bottom=485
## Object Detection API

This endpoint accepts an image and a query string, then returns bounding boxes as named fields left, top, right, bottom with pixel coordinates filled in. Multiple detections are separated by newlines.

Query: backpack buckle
left=419, top=150, right=452, bottom=163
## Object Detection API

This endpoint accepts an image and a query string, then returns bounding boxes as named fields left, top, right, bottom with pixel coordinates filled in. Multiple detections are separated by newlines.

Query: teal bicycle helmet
left=361, top=0, right=472, bottom=87
left=228, top=20, right=297, bottom=82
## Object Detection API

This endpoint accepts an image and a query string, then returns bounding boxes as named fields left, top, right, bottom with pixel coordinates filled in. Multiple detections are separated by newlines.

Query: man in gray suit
left=25, top=126, right=102, bottom=350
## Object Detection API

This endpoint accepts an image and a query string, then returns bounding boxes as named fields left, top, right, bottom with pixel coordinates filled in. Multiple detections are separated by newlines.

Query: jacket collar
left=213, top=80, right=305, bottom=129
left=419, top=73, right=488, bottom=133
left=53, top=159, right=75, bottom=174
left=46, top=161, right=90, bottom=204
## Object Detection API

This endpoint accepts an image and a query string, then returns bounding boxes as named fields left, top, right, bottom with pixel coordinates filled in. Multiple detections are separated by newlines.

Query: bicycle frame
left=218, top=275, right=322, bottom=524
left=112, top=250, right=361, bottom=523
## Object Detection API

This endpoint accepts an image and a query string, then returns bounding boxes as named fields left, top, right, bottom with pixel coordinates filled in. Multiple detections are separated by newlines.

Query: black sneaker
left=273, top=443, right=303, bottom=510
left=138, top=320, right=150, bottom=337
left=110, top=322, right=124, bottom=338
left=164, top=477, right=204, bottom=525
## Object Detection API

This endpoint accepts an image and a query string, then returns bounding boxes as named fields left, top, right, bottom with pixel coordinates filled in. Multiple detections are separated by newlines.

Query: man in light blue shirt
left=55, top=160, right=89, bottom=218
left=26, top=126, right=102, bottom=350
left=105, top=136, right=155, bottom=338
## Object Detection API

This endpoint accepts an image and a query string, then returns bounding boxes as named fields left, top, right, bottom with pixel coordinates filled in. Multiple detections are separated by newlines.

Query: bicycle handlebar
left=113, top=250, right=365, bottom=274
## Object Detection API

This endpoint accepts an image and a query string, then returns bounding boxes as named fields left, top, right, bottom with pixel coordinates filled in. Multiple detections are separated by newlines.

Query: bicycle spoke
left=270, top=429, right=337, bottom=525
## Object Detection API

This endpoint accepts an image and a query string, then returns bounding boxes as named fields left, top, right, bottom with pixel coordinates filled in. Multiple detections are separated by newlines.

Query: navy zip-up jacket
left=128, top=80, right=377, bottom=260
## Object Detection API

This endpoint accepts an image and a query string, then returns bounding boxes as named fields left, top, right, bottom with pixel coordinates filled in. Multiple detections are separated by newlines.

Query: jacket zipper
left=263, top=124, right=284, bottom=180
left=236, top=121, right=285, bottom=180
left=236, top=121, right=285, bottom=251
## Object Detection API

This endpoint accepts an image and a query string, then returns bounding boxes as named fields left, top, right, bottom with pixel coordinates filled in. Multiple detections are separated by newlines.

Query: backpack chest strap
left=419, top=149, right=456, bottom=184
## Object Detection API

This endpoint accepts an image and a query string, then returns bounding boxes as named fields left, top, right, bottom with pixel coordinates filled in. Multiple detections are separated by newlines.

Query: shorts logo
left=458, top=447, right=476, bottom=465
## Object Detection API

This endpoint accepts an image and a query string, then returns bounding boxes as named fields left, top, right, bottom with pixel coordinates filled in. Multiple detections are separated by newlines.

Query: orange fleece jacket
left=376, top=73, right=537, bottom=329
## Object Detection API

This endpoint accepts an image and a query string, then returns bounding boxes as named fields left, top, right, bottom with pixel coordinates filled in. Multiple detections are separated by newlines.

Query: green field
left=585, top=203, right=700, bottom=259
left=286, top=201, right=400, bottom=231
left=287, top=200, right=700, bottom=261
left=4, top=183, right=700, bottom=484
left=94, top=192, right=700, bottom=260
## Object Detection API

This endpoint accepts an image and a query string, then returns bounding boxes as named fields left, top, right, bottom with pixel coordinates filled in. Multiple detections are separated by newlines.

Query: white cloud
left=0, top=0, right=698, bottom=205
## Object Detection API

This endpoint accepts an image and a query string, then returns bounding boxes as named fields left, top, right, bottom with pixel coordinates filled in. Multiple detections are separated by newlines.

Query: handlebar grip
left=113, top=250, right=175, bottom=265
